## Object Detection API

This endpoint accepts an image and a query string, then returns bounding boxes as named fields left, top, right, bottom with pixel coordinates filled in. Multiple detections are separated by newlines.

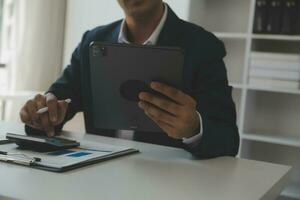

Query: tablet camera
left=92, top=46, right=107, bottom=57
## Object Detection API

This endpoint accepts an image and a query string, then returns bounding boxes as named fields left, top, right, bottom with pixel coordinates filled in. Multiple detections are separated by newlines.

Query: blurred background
left=0, top=0, right=300, bottom=199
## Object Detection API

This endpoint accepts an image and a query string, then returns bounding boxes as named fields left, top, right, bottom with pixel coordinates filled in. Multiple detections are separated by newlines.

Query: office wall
left=63, top=0, right=191, bottom=67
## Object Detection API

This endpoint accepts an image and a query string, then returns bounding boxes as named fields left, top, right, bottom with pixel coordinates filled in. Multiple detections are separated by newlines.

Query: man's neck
left=125, top=4, right=165, bottom=44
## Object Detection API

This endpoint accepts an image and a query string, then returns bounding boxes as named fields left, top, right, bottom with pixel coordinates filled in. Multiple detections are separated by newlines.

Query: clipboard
left=35, top=148, right=139, bottom=172
left=0, top=142, right=139, bottom=173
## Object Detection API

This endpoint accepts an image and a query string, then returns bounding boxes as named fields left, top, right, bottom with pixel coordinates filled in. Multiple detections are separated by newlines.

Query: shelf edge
left=242, top=133, right=300, bottom=148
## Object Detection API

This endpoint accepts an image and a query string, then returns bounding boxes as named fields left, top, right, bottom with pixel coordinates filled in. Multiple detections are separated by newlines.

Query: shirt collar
left=118, top=4, right=168, bottom=45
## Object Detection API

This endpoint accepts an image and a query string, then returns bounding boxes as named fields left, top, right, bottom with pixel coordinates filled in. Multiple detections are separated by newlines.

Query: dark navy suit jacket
left=26, top=6, right=239, bottom=159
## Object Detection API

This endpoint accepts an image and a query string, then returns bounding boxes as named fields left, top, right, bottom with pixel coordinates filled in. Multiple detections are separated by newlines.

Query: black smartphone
left=6, top=133, right=80, bottom=152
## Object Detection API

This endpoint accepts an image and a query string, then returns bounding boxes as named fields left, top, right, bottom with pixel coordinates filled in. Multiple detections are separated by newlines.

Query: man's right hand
left=20, top=93, right=68, bottom=137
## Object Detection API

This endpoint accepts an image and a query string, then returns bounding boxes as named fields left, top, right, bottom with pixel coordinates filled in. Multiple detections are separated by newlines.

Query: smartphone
left=6, top=133, right=80, bottom=152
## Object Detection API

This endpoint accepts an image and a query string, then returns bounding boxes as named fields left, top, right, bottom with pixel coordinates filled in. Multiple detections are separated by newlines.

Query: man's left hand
left=138, top=82, right=200, bottom=139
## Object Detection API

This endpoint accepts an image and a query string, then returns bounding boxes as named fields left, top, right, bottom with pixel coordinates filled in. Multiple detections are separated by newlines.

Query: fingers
left=139, top=92, right=182, bottom=116
left=25, top=100, right=39, bottom=126
left=144, top=111, right=180, bottom=139
left=35, top=94, right=54, bottom=137
left=20, top=98, right=40, bottom=126
left=20, top=106, right=32, bottom=124
left=20, top=93, right=67, bottom=137
left=139, top=83, right=200, bottom=139
left=46, top=93, right=58, bottom=124
left=150, top=82, right=194, bottom=105
left=138, top=101, right=177, bottom=125
left=26, top=123, right=43, bottom=130
left=57, top=100, right=68, bottom=124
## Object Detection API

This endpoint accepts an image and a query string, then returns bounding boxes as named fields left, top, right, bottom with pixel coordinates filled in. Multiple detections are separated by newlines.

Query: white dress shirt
left=117, top=5, right=203, bottom=145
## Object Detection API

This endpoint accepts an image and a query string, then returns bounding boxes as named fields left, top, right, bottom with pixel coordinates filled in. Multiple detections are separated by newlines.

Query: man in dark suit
left=20, top=0, right=239, bottom=159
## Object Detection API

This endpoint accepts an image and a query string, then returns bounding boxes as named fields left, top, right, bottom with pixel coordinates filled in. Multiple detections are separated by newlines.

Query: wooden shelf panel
left=214, top=32, right=248, bottom=39
left=252, top=34, right=300, bottom=41
left=242, top=133, right=300, bottom=148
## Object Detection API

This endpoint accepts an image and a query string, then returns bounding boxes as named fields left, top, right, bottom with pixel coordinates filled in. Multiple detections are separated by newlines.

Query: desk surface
left=0, top=122, right=291, bottom=200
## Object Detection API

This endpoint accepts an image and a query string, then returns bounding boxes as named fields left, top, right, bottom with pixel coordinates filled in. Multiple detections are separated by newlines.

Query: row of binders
left=253, top=0, right=300, bottom=35
left=249, top=52, right=300, bottom=89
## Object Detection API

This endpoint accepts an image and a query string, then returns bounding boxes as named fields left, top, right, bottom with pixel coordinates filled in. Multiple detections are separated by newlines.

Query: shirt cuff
left=182, top=111, right=203, bottom=145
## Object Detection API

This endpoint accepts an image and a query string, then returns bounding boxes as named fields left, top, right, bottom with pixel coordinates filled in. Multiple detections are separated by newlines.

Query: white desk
left=0, top=122, right=291, bottom=200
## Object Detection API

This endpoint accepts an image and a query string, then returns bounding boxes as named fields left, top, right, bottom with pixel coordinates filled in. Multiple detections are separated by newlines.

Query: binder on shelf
left=281, top=0, right=297, bottom=34
left=249, top=51, right=300, bottom=88
left=249, top=77, right=300, bottom=89
left=249, top=68, right=300, bottom=81
left=297, top=0, right=300, bottom=34
left=250, top=52, right=300, bottom=71
left=251, top=60, right=300, bottom=71
left=266, top=0, right=283, bottom=34
left=253, top=0, right=268, bottom=33
left=251, top=52, right=300, bottom=62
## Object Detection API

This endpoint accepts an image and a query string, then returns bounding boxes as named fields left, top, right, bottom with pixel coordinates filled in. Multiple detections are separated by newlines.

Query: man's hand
left=19, top=93, right=68, bottom=137
left=138, top=82, right=200, bottom=139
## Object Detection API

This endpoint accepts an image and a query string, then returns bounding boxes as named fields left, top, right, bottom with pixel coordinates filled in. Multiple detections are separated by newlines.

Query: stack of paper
left=249, top=52, right=300, bottom=89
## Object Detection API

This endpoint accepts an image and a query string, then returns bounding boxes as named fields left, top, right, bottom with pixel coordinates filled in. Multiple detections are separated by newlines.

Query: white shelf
left=214, top=32, right=248, bottom=40
left=242, top=133, right=300, bottom=148
left=281, top=183, right=300, bottom=199
left=247, top=85, right=300, bottom=95
left=229, top=83, right=245, bottom=89
left=252, top=34, right=300, bottom=41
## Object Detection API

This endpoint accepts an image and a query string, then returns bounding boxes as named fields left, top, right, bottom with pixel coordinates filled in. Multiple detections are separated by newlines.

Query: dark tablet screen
left=89, top=42, right=184, bottom=133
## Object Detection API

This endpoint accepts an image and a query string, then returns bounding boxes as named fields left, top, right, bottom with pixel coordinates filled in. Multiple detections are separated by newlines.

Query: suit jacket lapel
left=103, top=21, right=122, bottom=43
left=157, top=5, right=184, bottom=47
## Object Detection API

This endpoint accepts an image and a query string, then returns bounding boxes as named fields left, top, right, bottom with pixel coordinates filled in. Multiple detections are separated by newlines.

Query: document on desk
left=0, top=141, right=139, bottom=172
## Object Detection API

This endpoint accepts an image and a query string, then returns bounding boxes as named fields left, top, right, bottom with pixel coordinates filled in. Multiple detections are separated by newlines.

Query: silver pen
left=36, top=99, right=71, bottom=114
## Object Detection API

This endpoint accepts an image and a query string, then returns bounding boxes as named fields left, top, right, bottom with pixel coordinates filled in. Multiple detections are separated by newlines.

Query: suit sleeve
left=183, top=41, right=240, bottom=159
left=25, top=31, right=90, bottom=135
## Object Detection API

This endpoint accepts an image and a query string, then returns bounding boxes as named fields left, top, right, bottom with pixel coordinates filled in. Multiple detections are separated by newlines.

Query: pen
left=0, top=151, right=8, bottom=155
left=0, top=140, right=14, bottom=145
left=0, top=151, right=42, bottom=162
left=36, top=99, right=72, bottom=114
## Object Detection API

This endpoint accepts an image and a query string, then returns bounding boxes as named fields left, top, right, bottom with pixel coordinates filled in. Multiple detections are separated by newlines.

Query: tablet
left=89, top=42, right=184, bottom=133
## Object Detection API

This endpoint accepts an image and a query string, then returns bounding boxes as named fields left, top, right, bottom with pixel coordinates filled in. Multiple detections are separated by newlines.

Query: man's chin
left=121, top=0, right=162, bottom=20
left=124, top=0, right=145, bottom=9
left=127, top=9, right=146, bottom=19
left=126, top=6, right=150, bottom=19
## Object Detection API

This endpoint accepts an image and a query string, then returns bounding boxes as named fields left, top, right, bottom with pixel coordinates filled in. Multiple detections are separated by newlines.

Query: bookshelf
left=185, top=0, right=300, bottom=199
